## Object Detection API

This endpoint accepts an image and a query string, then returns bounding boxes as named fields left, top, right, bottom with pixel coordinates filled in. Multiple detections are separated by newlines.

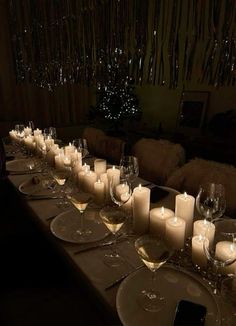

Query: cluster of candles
left=9, top=126, right=236, bottom=274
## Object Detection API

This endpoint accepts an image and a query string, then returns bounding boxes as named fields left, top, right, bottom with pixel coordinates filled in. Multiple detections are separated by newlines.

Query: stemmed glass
left=135, top=234, right=173, bottom=312
left=72, top=138, right=88, bottom=158
left=203, top=218, right=236, bottom=294
left=67, top=190, right=93, bottom=238
left=119, top=155, right=139, bottom=183
left=99, top=205, right=127, bottom=267
left=51, top=169, right=70, bottom=208
left=196, top=183, right=226, bottom=220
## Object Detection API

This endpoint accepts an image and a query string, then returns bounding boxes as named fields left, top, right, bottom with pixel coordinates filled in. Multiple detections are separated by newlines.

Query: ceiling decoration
left=9, top=0, right=236, bottom=90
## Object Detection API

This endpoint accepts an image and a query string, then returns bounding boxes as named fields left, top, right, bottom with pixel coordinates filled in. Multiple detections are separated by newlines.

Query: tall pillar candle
left=193, top=219, right=215, bottom=248
left=107, top=165, right=120, bottom=187
left=192, top=235, right=209, bottom=268
left=94, top=159, right=107, bottom=178
left=94, top=179, right=105, bottom=205
left=150, top=207, right=174, bottom=237
left=166, top=216, right=186, bottom=250
left=132, top=185, right=150, bottom=234
left=175, top=192, right=195, bottom=238
left=83, top=171, right=97, bottom=194
left=100, top=173, right=109, bottom=201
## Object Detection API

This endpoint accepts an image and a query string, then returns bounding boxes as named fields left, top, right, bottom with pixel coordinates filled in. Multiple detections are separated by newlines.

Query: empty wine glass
left=99, top=205, right=127, bottom=267
left=68, top=190, right=93, bottom=238
left=51, top=169, right=70, bottom=208
left=135, top=234, right=173, bottom=312
left=196, top=183, right=226, bottom=220
left=49, top=127, right=57, bottom=140
left=119, top=155, right=139, bottom=183
left=72, top=138, right=88, bottom=158
left=110, top=176, right=132, bottom=207
left=204, top=218, right=236, bottom=294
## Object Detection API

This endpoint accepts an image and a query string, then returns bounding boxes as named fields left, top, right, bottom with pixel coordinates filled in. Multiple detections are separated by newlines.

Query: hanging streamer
left=8, top=0, right=236, bottom=90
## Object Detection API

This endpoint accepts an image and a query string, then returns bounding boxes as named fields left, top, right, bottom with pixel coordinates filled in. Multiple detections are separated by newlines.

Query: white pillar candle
left=94, top=159, right=107, bottom=177
left=192, top=235, right=209, bottom=268
left=107, top=165, right=120, bottom=187
left=166, top=216, right=186, bottom=250
left=83, top=171, right=97, bottom=194
left=132, top=185, right=150, bottom=235
left=78, top=168, right=89, bottom=190
left=215, top=241, right=236, bottom=275
left=100, top=173, right=109, bottom=201
left=46, top=144, right=60, bottom=166
left=115, top=183, right=130, bottom=199
left=24, top=127, right=32, bottom=136
left=9, top=130, right=18, bottom=141
left=64, top=142, right=75, bottom=155
left=63, top=155, right=71, bottom=169
left=45, top=137, right=54, bottom=151
left=33, top=128, right=42, bottom=136
left=55, top=153, right=65, bottom=170
left=24, top=135, right=34, bottom=149
left=175, top=192, right=195, bottom=238
left=71, top=150, right=82, bottom=165
left=121, top=195, right=133, bottom=215
left=193, top=219, right=215, bottom=248
left=94, top=179, right=105, bottom=205
left=150, top=207, right=175, bottom=237
left=81, top=163, right=90, bottom=172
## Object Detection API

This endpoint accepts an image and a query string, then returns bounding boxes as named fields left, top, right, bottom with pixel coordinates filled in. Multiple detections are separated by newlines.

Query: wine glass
left=110, top=176, right=132, bottom=207
left=135, top=234, right=173, bottom=312
left=49, top=127, right=57, bottom=140
left=67, top=190, right=93, bottom=238
left=72, top=138, right=88, bottom=158
left=203, top=218, right=236, bottom=294
left=119, top=155, right=139, bottom=183
left=99, top=205, right=127, bottom=267
left=51, top=169, right=70, bottom=208
left=196, top=183, right=226, bottom=220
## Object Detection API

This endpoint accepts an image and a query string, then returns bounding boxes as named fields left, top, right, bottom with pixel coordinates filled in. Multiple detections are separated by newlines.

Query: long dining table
left=4, top=146, right=235, bottom=326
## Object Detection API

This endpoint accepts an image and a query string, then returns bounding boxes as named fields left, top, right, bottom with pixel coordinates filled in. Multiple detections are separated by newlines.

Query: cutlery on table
left=105, top=264, right=144, bottom=290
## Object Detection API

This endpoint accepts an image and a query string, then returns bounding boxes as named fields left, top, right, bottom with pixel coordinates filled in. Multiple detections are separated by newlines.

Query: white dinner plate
left=18, top=177, right=52, bottom=196
left=116, top=265, right=221, bottom=326
left=6, top=158, right=39, bottom=172
left=50, top=208, right=109, bottom=244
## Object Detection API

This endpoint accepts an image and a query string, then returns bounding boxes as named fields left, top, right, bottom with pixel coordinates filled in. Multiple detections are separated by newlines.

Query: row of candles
left=9, top=127, right=236, bottom=274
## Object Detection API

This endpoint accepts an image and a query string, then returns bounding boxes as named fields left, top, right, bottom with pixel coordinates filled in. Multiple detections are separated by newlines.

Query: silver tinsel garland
left=9, top=0, right=236, bottom=90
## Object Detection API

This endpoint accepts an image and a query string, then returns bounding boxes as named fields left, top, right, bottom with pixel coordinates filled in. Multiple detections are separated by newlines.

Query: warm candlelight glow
left=161, top=206, right=164, bottom=215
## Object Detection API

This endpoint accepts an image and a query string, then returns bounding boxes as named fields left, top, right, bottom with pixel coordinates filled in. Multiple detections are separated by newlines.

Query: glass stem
left=112, top=234, right=118, bottom=256
left=151, top=270, right=157, bottom=294
left=80, top=212, right=84, bottom=231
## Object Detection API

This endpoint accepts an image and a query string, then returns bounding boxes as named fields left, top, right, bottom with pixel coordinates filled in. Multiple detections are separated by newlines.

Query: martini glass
left=135, top=234, right=173, bottom=312
left=99, top=206, right=127, bottom=267
left=68, top=191, right=93, bottom=238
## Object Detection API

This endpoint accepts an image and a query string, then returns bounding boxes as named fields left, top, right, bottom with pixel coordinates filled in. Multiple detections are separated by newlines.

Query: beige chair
left=166, top=157, right=236, bottom=217
left=96, top=135, right=125, bottom=164
left=82, top=127, right=106, bottom=156
left=132, top=138, right=185, bottom=185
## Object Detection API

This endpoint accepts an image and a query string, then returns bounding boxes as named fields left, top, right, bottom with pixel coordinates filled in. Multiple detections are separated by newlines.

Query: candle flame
left=138, top=184, right=142, bottom=190
left=98, top=179, right=101, bottom=183
left=184, top=192, right=187, bottom=199
left=161, top=206, right=164, bottom=215
left=173, top=216, right=178, bottom=223
left=112, top=165, right=115, bottom=170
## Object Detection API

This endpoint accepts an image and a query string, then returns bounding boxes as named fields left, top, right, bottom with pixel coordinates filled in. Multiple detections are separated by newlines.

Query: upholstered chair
left=82, top=127, right=106, bottom=156
left=166, top=157, right=236, bottom=217
left=132, top=138, right=186, bottom=185
left=96, top=135, right=125, bottom=164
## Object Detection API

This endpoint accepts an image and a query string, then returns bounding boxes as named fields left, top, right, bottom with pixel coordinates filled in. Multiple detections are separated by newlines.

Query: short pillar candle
left=166, top=216, right=186, bottom=250
left=149, top=207, right=174, bottom=237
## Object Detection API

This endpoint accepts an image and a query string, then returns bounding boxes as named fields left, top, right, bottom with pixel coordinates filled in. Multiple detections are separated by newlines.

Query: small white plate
left=18, top=177, right=52, bottom=196
left=50, top=208, right=109, bottom=244
left=6, top=158, right=38, bottom=172
left=116, top=265, right=221, bottom=326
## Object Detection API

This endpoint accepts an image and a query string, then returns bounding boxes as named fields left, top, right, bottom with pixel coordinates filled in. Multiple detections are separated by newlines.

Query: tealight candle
left=175, top=192, right=195, bottom=238
left=94, top=159, right=107, bottom=177
left=193, top=219, right=215, bottom=248
left=166, top=216, right=186, bottom=250
left=192, top=235, right=209, bottom=268
left=94, top=179, right=105, bottom=205
left=215, top=241, right=236, bottom=275
left=150, top=207, right=175, bottom=237
left=132, top=185, right=150, bottom=234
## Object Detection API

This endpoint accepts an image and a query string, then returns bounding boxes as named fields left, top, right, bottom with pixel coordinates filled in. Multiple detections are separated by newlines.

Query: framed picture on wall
left=177, top=91, right=209, bottom=134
